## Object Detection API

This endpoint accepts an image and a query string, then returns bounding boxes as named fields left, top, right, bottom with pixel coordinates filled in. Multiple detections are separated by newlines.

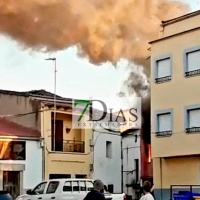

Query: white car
left=16, top=178, right=126, bottom=200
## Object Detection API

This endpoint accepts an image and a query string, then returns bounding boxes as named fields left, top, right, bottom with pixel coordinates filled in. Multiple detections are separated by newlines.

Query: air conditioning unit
left=89, top=164, right=93, bottom=171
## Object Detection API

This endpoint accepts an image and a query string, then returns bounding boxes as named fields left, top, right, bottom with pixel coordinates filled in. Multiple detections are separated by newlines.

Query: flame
left=147, top=144, right=152, bottom=163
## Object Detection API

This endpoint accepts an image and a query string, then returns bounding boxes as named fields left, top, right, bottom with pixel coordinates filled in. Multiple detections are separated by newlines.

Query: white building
left=92, top=127, right=122, bottom=193
left=0, top=118, right=42, bottom=198
left=122, top=129, right=141, bottom=200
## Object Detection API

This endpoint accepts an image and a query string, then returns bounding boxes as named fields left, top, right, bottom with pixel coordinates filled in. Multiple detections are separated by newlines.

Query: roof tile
left=0, top=118, right=40, bottom=138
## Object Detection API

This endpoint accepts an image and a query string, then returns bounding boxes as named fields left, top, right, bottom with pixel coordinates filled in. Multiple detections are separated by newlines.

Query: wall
left=153, top=157, right=200, bottom=200
left=0, top=140, right=42, bottom=190
left=122, top=131, right=141, bottom=198
left=93, top=129, right=121, bottom=193
left=42, top=108, right=92, bottom=179
left=56, top=113, right=82, bottom=142
left=162, top=14, right=200, bottom=37
left=151, top=16, right=200, bottom=200
left=151, top=29, right=200, bottom=157
left=0, top=94, right=41, bottom=131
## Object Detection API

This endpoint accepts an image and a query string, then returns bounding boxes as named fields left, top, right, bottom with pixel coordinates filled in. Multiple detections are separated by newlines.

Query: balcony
left=155, top=75, right=171, bottom=83
left=63, top=140, right=85, bottom=153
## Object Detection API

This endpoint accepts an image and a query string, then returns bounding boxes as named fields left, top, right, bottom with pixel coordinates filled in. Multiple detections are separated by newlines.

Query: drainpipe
left=160, top=158, right=163, bottom=200
left=42, top=106, right=45, bottom=180
left=121, top=136, right=123, bottom=193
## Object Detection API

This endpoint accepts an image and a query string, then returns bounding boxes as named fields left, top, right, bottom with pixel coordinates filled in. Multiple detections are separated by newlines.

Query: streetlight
left=45, top=57, right=57, bottom=151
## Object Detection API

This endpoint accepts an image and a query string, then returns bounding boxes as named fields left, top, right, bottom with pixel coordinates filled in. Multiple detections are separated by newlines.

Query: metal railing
left=63, top=140, right=85, bottom=153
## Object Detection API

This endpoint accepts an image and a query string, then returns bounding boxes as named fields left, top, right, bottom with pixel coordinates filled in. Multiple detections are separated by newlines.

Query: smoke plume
left=0, top=0, right=189, bottom=66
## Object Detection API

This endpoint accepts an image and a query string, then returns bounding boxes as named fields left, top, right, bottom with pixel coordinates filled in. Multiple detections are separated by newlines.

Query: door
left=3, top=171, right=20, bottom=199
left=51, top=119, right=63, bottom=151
left=43, top=181, right=60, bottom=200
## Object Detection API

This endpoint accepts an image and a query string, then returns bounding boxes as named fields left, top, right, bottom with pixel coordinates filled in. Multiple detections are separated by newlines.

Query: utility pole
left=45, top=57, right=57, bottom=151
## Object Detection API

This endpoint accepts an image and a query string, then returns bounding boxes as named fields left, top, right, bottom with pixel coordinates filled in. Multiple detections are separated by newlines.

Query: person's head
left=93, top=180, right=104, bottom=192
left=143, top=181, right=152, bottom=193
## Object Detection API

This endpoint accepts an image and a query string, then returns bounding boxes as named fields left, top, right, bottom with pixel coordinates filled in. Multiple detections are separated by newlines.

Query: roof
left=0, top=118, right=40, bottom=138
left=0, top=89, right=71, bottom=101
left=162, top=10, right=200, bottom=26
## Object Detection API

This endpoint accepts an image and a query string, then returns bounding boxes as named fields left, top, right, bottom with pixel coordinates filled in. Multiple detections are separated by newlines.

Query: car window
left=72, top=181, right=79, bottom=192
left=46, top=181, right=59, bottom=194
left=86, top=181, right=93, bottom=191
left=63, top=181, right=72, bottom=192
left=79, top=181, right=86, bottom=191
left=32, top=182, right=47, bottom=195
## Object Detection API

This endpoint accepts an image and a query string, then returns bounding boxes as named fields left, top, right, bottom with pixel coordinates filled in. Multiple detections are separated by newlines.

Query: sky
left=0, top=0, right=198, bottom=100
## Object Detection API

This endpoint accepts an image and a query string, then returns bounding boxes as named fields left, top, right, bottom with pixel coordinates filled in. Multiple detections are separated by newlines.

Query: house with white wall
left=92, top=127, right=122, bottom=193
left=0, top=118, right=42, bottom=199
left=122, top=129, right=141, bottom=200
left=91, top=108, right=122, bottom=193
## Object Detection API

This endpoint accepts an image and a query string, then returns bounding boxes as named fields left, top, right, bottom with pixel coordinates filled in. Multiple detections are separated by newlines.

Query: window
left=79, top=181, right=86, bottom=191
left=72, top=181, right=79, bottom=191
left=155, top=109, right=173, bottom=137
left=184, top=46, right=200, bottom=77
left=154, top=55, right=172, bottom=83
left=106, top=141, right=112, bottom=158
left=46, top=181, right=59, bottom=194
left=108, top=184, right=114, bottom=193
left=0, top=141, right=26, bottom=160
left=32, top=182, right=47, bottom=195
left=49, top=174, right=71, bottom=179
left=134, top=159, right=139, bottom=182
left=86, top=181, right=93, bottom=191
left=185, top=105, right=200, bottom=133
left=63, top=181, right=72, bottom=192
left=75, top=174, right=87, bottom=178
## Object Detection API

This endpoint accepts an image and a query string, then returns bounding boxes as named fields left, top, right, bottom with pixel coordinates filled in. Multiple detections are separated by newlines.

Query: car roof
left=44, top=178, right=94, bottom=182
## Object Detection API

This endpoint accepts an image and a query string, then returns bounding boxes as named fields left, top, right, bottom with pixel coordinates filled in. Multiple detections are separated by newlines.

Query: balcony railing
left=186, top=127, right=200, bottom=133
left=155, top=130, right=172, bottom=137
left=185, top=69, right=200, bottom=77
left=63, top=140, right=85, bottom=153
left=155, top=75, right=171, bottom=83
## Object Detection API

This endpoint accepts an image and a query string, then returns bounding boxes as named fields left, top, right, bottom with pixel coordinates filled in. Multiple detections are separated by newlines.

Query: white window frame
left=154, top=54, right=172, bottom=83
left=184, top=105, right=200, bottom=133
left=154, top=109, right=173, bottom=137
left=183, top=46, right=200, bottom=77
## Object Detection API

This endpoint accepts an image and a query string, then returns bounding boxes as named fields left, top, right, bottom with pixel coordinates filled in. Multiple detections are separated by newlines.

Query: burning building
left=0, top=0, right=191, bottom=197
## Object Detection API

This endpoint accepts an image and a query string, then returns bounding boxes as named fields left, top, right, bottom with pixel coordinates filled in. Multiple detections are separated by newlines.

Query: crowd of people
left=83, top=180, right=155, bottom=200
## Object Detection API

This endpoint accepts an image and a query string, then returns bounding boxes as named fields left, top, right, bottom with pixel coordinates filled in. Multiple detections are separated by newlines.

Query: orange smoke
left=0, top=0, right=189, bottom=65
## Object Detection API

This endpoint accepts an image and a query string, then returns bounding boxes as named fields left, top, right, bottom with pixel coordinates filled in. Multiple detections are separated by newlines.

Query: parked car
left=0, top=191, right=12, bottom=200
left=16, top=178, right=126, bottom=200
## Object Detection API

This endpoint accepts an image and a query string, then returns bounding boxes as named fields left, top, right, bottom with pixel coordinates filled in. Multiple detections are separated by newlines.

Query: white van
left=16, top=178, right=126, bottom=200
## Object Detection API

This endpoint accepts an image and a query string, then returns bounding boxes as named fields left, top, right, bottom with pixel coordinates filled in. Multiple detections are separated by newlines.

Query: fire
left=147, top=144, right=152, bottom=163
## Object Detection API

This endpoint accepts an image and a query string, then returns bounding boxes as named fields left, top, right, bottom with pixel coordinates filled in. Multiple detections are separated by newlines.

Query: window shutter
left=158, top=113, right=171, bottom=132
left=157, top=58, right=171, bottom=78
left=188, top=109, right=200, bottom=128
left=187, top=50, right=200, bottom=71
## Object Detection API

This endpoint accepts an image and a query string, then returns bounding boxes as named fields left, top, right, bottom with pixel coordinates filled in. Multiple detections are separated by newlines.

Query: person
left=100, top=185, right=109, bottom=194
left=84, top=180, right=105, bottom=200
left=150, top=183, right=156, bottom=200
left=140, top=181, right=155, bottom=200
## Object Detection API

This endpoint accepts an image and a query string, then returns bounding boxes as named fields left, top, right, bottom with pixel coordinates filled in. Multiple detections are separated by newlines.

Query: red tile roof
left=0, top=118, right=40, bottom=138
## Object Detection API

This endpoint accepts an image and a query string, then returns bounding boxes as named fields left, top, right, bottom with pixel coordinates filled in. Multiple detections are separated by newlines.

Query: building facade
left=92, top=127, right=122, bottom=193
left=122, top=129, right=141, bottom=200
left=0, top=118, right=42, bottom=198
left=150, top=10, right=200, bottom=200
left=0, top=89, right=93, bottom=183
